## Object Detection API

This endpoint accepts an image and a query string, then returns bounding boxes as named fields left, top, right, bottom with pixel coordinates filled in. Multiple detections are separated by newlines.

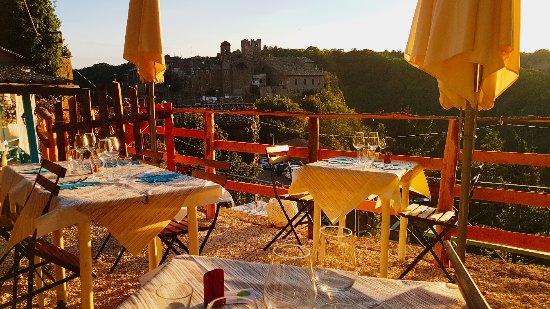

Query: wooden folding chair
left=263, top=145, right=314, bottom=251
left=158, top=158, right=230, bottom=263
left=0, top=160, right=86, bottom=309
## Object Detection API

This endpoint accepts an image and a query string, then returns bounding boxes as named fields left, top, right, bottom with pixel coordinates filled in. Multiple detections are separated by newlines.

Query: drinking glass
left=73, top=134, right=88, bottom=172
left=96, top=138, right=111, bottom=179
left=378, top=138, right=387, bottom=160
left=352, top=132, right=365, bottom=165
left=264, top=244, right=317, bottom=309
left=207, top=296, right=258, bottom=309
left=366, top=133, right=379, bottom=167
left=83, top=133, right=97, bottom=153
left=107, top=136, right=120, bottom=178
left=315, top=226, right=357, bottom=302
left=155, top=283, right=193, bottom=309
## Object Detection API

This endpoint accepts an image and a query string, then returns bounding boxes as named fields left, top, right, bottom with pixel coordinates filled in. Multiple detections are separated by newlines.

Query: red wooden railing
left=125, top=106, right=550, bottom=257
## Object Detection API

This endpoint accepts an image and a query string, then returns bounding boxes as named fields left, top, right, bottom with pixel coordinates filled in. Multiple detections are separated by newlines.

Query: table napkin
left=20, top=168, right=50, bottom=174
left=60, top=181, right=101, bottom=190
left=136, top=172, right=180, bottom=183
left=323, top=157, right=356, bottom=165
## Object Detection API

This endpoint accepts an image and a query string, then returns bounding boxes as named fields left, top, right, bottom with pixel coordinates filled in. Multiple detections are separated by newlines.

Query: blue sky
left=56, top=1, right=550, bottom=69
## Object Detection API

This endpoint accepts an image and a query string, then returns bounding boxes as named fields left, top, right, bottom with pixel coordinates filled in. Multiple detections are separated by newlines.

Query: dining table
left=0, top=161, right=232, bottom=309
left=288, top=158, right=431, bottom=278
left=119, top=255, right=466, bottom=308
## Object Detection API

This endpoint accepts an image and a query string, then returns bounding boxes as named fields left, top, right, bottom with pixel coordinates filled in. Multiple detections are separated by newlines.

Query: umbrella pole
left=148, top=82, right=157, bottom=152
left=456, top=102, right=478, bottom=261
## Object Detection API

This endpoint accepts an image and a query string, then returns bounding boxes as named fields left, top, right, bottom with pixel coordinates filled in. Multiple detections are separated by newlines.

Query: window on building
left=206, top=80, right=209, bottom=85
left=312, top=79, right=314, bottom=85
left=295, top=79, right=297, bottom=85
left=303, top=79, right=306, bottom=85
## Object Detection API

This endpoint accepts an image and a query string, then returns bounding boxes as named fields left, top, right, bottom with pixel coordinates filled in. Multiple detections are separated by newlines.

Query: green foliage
left=0, top=0, right=65, bottom=76
left=0, top=96, right=17, bottom=126
left=73, top=63, right=136, bottom=88
left=255, top=95, right=307, bottom=143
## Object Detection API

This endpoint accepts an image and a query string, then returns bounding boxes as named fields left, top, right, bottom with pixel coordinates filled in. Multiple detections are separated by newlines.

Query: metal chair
left=263, top=145, right=314, bottom=251
left=0, top=160, right=85, bottom=309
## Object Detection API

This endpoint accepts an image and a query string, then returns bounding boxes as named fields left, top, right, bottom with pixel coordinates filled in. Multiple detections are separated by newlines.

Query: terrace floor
left=1, top=208, right=548, bottom=308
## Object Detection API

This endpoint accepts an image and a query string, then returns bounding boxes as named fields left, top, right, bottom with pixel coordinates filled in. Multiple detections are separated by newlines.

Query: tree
left=255, top=95, right=307, bottom=143
left=0, top=0, right=67, bottom=76
left=300, top=72, right=366, bottom=150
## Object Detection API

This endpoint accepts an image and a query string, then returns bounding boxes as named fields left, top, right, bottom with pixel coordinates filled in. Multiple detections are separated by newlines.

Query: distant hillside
left=261, top=46, right=550, bottom=117
left=73, top=49, right=550, bottom=117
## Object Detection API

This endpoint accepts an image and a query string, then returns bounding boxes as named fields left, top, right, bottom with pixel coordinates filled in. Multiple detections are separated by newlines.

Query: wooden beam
left=470, top=150, right=550, bottom=167
left=451, top=226, right=550, bottom=253
left=308, top=117, right=319, bottom=163
left=111, top=81, right=127, bottom=156
left=0, top=83, right=84, bottom=96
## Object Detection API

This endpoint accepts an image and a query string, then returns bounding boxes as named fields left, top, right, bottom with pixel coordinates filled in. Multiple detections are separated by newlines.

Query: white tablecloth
left=119, top=255, right=465, bottom=308
left=1, top=163, right=231, bottom=255
left=288, top=159, right=430, bottom=223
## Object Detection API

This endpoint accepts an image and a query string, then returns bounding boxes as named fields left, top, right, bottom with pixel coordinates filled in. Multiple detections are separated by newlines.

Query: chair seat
left=34, top=239, right=80, bottom=274
left=400, top=204, right=456, bottom=227
left=159, top=219, right=211, bottom=236
left=280, top=192, right=314, bottom=203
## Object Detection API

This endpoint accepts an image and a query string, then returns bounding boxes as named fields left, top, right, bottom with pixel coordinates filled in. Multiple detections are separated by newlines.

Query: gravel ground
left=1, top=208, right=549, bottom=308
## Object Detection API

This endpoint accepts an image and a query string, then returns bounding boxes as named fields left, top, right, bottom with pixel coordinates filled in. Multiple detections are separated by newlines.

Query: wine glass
left=352, top=132, right=365, bottom=165
left=378, top=138, right=387, bottom=162
left=315, top=226, right=357, bottom=304
left=73, top=133, right=88, bottom=173
left=107, top=136, right=120, bottom=178
left=83, top=133, right=97, bottom=153
left=207, top=296, right=258, bottom=308
left=96, top=138, right=111, bottom=179
left=264, top=244, right=317, bottom=309
left=366, top=132, right=379, bottom=167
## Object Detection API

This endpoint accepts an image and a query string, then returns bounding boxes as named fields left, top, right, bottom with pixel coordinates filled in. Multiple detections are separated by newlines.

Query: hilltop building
left=160, top=39, right=325, bottom=105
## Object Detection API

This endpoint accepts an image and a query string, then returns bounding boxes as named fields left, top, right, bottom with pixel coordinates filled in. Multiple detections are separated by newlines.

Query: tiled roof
left=262, top=57, right=323, bottom=76
left=0, top=65, right=67, bottom=85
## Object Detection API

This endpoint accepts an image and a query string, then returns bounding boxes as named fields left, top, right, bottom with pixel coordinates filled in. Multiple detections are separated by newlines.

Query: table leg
left=78, top=222, right=94, bottom=309
left=188, top=206, right=199, bottom=255
left=311, top=203, right=321, bottom=261
left=380, top=199, right=390, bottom=278
left=148, top=237, right=161, bottom=271
left=52, top=230, right=67, bottom=305
left=34, top=256, right=45, bottom=308
left=398, top=185, right=411, bottom=262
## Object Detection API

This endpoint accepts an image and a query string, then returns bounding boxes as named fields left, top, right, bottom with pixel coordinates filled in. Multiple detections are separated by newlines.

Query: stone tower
left=220, top=41, right=232, bottom=96
left=241, top=39, right=261, bottom=57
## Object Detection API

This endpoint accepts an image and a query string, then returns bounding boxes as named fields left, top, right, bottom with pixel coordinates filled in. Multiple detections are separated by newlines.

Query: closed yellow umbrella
left=123, top=0, right=166, bottom=151
left=405, top=0, right=520, bottom=259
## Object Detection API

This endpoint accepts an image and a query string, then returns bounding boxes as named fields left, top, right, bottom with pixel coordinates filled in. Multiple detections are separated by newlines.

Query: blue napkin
left=105, top=160, right=140, bottom=167
left=60, top=181, right=101, bottom=190
left=21, top=168, right=50, bottom=174
left=136, top=172, right=180, bottom=183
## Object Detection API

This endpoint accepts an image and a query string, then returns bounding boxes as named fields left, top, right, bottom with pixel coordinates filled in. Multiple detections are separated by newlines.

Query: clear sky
left=56, top=1, right=550, bottom=69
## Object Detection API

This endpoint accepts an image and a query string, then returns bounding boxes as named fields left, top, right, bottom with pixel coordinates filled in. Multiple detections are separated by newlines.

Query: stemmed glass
left=73, top=133, right=88, bottom=173
left=96, top=138, right=111, bottom=179
left=378, top=138, right=387, bottom=162
left=366, top=132, right=380, bottom=167
left=264, top=244, right=317, bottom=309
left=315, top=226, right=357, bottom=304
left=352, top=132, right=365, bottom=165
left=107, top=136, right=120, bottom=179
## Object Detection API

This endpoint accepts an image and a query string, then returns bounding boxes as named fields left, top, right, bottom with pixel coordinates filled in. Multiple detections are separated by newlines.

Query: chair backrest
left=266, top=145, right=292, bottom=165
left=191, top=158, right=229, bottom=186
left=24, top=159, right=67, bottom=215
left=136, top=149, right=164, bottom=167
left=443, top=241, right=491, bottom=309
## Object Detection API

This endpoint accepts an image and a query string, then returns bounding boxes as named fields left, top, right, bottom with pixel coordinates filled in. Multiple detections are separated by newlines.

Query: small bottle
left=384, top=151, right=392, bottom=164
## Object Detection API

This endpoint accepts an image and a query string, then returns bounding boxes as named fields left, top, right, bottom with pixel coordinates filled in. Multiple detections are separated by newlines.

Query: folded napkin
left=105, top=160, right=140, bottom=167
left=136, top=172, right=180, bottom=183
left=21, top=168, right=50, bottom=174
left=323, top=157, right=356, bottom=165
left=60, top=181, right=101, bottom=190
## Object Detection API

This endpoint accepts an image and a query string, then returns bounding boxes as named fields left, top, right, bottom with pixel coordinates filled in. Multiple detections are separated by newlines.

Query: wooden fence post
left=111, top=81, right=127, bottom=156
left=78, top=90, right=93, bottom=134
left=435, top=119, right=460, bottom=265
left=53, top=100, right=66, bottom=161
left=97, top=86, right=110, bottom=138
left=308, top=117, right=319, bottom=163
left=128, top=87, right=142, bottom=153
left=204, top=110, right=216, bottom=219
left=164, top=103, right=176, bottom=172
